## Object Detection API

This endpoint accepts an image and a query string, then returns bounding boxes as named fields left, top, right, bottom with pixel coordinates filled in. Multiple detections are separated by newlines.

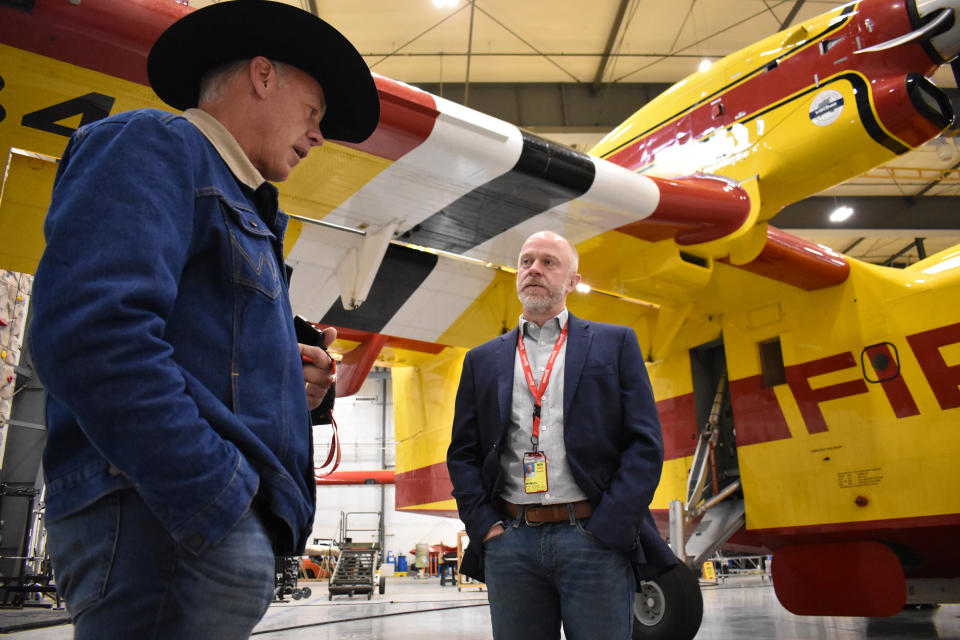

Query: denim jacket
left=30, top=109, right=315, bottom=556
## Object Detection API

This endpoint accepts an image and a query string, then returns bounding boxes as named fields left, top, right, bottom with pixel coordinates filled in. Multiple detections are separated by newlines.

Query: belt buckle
left=523, top=505, right=545, bottom=527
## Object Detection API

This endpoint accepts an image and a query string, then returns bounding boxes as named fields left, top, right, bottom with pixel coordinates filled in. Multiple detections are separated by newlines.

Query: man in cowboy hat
left=29, top=2, right=379, bottom=637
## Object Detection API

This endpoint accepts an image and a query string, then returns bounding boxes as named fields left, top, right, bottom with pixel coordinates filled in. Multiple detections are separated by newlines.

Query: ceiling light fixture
left=829, top=205, right=854, bottom=223
left=698, top=59, right=713, bottom=72
left=576, top=283, right=591, bottom=294
left=432, top=0, right=459, bottom=7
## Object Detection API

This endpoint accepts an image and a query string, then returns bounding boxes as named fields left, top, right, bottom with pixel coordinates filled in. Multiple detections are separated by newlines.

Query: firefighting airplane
left=2, top=0, right=959, bottom=637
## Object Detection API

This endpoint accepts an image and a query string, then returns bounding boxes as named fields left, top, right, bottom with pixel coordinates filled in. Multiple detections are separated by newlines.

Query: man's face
left=515, top=233, right=580, bottom=318
left=256, top=65, right=326, bottom=182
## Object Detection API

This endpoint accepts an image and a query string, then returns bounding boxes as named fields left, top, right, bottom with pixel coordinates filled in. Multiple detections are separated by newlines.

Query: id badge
left=522, top=451, right=548, bottom=494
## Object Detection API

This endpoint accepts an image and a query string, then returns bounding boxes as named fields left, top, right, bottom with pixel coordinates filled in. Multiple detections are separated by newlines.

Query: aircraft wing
left=283, top=75, right=847, bottom=362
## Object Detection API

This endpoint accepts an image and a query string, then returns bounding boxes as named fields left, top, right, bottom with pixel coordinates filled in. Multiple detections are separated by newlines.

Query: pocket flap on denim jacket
left=220, top=199, right=282, bottom=299
left=221, top=198, right=275, bottom=239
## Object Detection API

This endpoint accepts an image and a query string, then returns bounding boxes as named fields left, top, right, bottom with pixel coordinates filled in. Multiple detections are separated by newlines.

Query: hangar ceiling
left=193, top=0, right=960, bottom=266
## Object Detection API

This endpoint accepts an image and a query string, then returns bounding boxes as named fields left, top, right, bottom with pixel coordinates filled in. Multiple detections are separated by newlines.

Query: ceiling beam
left=464, top=0, right=476, bottom=107
left=779, top=0, right=807, bottom=30
left=912, top=154, right=960, bottom=198
left=775, top=196, right=959, bottom=231
left=842, top=237, right=865, bottom=253
left=592, top=0, right=632, bottom=93
left=883, top=239, right=925, bottom=266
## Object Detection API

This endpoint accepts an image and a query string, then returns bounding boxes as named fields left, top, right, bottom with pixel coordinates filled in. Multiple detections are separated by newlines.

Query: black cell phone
left=294, top=315, right=325, bottom=349
left=293, top=315, right=335, bottom=424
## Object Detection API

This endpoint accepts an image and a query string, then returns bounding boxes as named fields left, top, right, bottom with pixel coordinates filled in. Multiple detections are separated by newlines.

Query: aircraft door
left=688, top=339, right=739, bottom=503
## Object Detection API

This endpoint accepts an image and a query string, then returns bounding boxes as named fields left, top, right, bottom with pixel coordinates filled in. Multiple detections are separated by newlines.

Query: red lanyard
left=517, top=320, right=568, bottom=449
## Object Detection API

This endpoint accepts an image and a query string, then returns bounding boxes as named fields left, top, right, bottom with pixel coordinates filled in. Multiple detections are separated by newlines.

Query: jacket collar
left=495, top=311, right=592, bottom=426
left=183, top=108, right=265, bottom=190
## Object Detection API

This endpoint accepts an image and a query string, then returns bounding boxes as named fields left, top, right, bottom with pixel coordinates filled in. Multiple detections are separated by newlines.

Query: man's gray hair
left=198, top=59, right=291, bottom=105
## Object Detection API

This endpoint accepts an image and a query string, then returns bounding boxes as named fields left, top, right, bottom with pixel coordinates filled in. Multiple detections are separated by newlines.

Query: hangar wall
left=311, top=374, right=464, bottom=566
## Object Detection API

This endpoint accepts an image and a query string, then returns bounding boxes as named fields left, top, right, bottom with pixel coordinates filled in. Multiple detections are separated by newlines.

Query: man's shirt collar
left=519, top=308, right=568, bottom=336
left=183, top=108, right=265, bottom=190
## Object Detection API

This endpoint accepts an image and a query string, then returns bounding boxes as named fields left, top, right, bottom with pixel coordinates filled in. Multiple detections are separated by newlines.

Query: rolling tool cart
left=328, top=512, right=385, bottom=600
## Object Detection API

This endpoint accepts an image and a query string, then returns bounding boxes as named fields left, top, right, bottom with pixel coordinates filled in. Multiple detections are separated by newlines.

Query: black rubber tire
left=379, top=578, right=386, bottom=595
left=632, top=563, right=703, bottom=640
left=301, top=587, right=312, bottom=599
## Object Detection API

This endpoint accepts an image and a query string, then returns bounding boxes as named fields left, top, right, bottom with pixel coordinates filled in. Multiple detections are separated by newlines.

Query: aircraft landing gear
left=632, top=562, right=703, bottom=640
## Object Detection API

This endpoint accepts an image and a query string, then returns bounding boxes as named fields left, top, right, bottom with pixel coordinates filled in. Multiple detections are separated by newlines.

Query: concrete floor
left=4, top=575, right=959, bottom=639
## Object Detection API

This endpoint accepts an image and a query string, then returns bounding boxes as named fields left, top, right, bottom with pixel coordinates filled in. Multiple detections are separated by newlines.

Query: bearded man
left=446, top=230, right=676, bottom=640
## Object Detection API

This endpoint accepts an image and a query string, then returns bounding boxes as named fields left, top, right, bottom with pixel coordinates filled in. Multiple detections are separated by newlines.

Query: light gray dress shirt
left=499, top=309, right=588, bottom=505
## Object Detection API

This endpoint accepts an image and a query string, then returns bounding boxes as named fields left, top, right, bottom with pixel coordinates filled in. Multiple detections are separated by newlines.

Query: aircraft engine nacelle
left=872, top=72, right=955, bottom=143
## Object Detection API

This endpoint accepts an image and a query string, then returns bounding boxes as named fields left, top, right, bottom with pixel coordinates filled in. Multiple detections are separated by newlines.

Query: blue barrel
left=396, top=555, right=408, bottom=572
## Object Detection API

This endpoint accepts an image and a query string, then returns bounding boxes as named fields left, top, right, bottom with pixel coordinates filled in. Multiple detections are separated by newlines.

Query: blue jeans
left=45, top=489, right=275, bottom=639
left=483, top=512, right=634, bottom=640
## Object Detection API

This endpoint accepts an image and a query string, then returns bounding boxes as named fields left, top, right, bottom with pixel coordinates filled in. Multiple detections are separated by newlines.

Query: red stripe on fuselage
left=659, top=372, right=792, bottom=456
left=0, top=0, right=188, bottom=86
left=656, top=394, right=698, bottom=460
left=395, top=461, right=454, bottom=510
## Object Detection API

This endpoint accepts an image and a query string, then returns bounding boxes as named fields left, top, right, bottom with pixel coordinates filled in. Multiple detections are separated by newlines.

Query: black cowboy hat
left=147, top=0, right=380, bottom=143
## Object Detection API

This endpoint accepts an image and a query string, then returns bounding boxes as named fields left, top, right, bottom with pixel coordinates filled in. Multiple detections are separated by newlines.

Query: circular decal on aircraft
left=809, top=90, right=844, bottom=126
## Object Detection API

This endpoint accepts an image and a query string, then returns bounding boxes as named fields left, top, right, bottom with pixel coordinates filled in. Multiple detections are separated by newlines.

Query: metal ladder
left=669, top=368, right=746, bottom=568
left=328, top=511, right=383, bottom=600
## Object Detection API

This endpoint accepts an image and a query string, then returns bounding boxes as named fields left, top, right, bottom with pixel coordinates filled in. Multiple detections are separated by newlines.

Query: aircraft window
left=759, top=338, right=786, bottom=388
left=820, top=38, right=843, bottom=54
left=860, top=342, right=901, bottom=383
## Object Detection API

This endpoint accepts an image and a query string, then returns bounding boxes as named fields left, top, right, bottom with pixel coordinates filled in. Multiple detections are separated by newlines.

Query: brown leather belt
left=501, top=500, right=593, bottom=523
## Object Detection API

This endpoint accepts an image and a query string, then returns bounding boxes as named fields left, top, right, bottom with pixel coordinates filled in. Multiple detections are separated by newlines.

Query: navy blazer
left=447, top=313, right=676, bottom=582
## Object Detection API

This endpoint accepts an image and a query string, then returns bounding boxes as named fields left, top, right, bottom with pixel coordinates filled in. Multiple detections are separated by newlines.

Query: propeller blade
left=855, top=8, right=952, bottom=54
